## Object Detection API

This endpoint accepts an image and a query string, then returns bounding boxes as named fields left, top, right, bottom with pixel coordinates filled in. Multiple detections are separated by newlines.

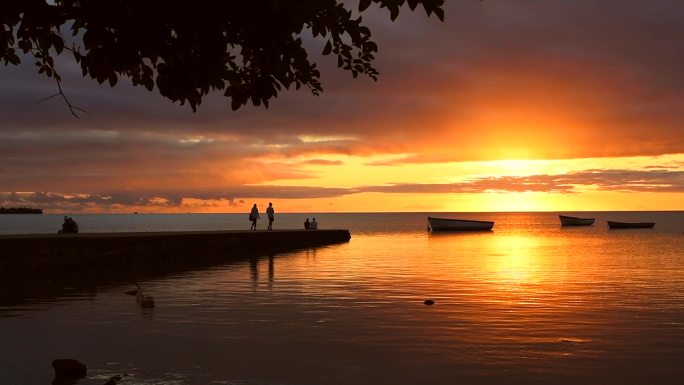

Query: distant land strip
left=0, top=207, right=43, bottom=214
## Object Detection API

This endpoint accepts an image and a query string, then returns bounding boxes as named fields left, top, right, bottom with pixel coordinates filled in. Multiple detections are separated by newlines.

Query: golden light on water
left=484, top=235, right=543, bottom=284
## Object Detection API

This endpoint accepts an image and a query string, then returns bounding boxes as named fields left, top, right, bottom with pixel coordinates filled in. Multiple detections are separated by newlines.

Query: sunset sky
left=1, top=0, right=683, bottom=213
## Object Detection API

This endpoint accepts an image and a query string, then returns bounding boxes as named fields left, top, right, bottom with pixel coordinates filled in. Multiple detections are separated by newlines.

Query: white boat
left=427, top=217, right=494, bottom=231
left=559, top=215, right=595, bottom=226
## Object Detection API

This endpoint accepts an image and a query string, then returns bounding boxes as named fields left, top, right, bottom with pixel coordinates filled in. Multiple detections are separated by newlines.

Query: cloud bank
left=3, top=168, right=682, bottom=212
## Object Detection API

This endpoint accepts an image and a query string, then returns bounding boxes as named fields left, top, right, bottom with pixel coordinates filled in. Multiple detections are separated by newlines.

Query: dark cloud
left=358, top=169, right=684, bottom=194
left=555, top=169, right=684, bottom=193
left=295, top=159, right=345, bottom=166
left=360, top=177, right=575, bottom=195
left=0, top=185, right=357, bottom=212
left=4, top=1, right=684, bottom=140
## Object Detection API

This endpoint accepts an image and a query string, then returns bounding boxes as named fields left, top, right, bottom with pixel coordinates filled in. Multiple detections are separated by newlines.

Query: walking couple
left=250, top=202, right=275, bottom=230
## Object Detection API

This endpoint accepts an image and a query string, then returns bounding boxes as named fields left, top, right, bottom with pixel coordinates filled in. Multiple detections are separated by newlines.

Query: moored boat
left=427, top=217, right=494, bottom=231
left=559, top=215, right=595, bottom=226
left=607, top=221, right=655, bottom=229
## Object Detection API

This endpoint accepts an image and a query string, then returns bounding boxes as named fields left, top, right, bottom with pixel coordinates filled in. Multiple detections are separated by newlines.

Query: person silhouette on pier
left=249, top=204, right=260, bottom=230
left=266, top=202, right=275, bottom=230
left=311, top=217, right=318, bottom=230
left=304, top=218, right=310, bottom=230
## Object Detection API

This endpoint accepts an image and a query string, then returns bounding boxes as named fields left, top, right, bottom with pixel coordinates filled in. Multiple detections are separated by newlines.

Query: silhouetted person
left=249, top=204, right=260, bottom=230
left=311, top=217, right=318, bottom=230
left=58, top=216, right=68, bottom=233
left=266, top=202, right=275, bottom=230
left=58, top=216, right=79, bottom=234
left=304, top=218, right=310, bottom=230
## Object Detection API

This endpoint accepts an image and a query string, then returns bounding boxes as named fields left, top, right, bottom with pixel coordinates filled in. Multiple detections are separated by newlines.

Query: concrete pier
left=0, top=229, right=351, bottom=279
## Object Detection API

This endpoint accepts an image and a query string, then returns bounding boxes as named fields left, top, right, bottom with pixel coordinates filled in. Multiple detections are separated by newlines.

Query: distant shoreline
left=0, top=207, right=43, bottom=214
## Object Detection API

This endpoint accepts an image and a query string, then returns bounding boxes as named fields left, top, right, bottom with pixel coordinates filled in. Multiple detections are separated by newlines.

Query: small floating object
left=424, top=299, right=435, bottom=306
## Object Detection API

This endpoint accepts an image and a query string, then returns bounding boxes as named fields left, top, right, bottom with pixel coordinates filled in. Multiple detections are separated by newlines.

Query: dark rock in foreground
left=52, top=359, right=87, bottom=383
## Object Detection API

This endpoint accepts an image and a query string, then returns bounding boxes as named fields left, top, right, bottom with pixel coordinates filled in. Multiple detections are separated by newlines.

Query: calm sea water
left=1, top=212, right=683, bottom=384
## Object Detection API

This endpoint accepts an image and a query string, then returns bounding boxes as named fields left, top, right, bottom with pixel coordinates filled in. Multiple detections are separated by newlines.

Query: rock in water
left=52, top=359, right=87, bottom=377
left=424, top=299, right=435, bottom=306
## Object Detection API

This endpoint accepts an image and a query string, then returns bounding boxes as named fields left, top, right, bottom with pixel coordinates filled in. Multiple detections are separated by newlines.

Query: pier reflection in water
left=250, top=255, right=276, bottom=291
left=1, top=214, right=684, bottom=384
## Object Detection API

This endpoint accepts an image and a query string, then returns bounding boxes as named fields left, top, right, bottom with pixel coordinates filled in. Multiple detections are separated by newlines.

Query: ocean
left=1, top=212, right=683, bottom=384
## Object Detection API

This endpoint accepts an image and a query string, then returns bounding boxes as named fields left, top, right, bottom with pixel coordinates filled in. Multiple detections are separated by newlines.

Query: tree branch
left=34, top=77, right=91, bottom=118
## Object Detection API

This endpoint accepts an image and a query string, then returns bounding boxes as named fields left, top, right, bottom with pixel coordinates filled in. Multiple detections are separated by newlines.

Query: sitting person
left=69, top=217, right=79, bottom=233
left=304, top=218, right=310, bottom=230
left=311, top=217, right=318, bottom=230
left=58, top=216, right=79, bottom=234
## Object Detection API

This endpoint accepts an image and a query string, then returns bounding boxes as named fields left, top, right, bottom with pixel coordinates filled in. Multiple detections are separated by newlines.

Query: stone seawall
left=0, top=229, right=351, bottom=279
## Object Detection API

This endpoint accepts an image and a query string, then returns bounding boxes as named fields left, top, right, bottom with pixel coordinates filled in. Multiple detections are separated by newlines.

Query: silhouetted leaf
left=5, top=50, right=20, bottom=65
left=322, top=40, right=332, bottom=56
left=434, top=7, right=445, bottom=21
left=51, top=34, right=64, bottom=54
left=108, top=73, right=117, bottom=87
left=389, top=4, right=400, bottom=20
left=359, top=0, right=372, bottom=12
left=18, top=40, right=31, bottom=53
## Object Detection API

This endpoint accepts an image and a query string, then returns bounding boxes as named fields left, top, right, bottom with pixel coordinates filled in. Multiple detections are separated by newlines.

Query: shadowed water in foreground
left=1, top=212, right=683, bottom=384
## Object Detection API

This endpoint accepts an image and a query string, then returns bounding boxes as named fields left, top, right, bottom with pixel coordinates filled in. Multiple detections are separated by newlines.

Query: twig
left=34, top=77, right=91, bottom=118
left=33, top=93, right=61, bottom=105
